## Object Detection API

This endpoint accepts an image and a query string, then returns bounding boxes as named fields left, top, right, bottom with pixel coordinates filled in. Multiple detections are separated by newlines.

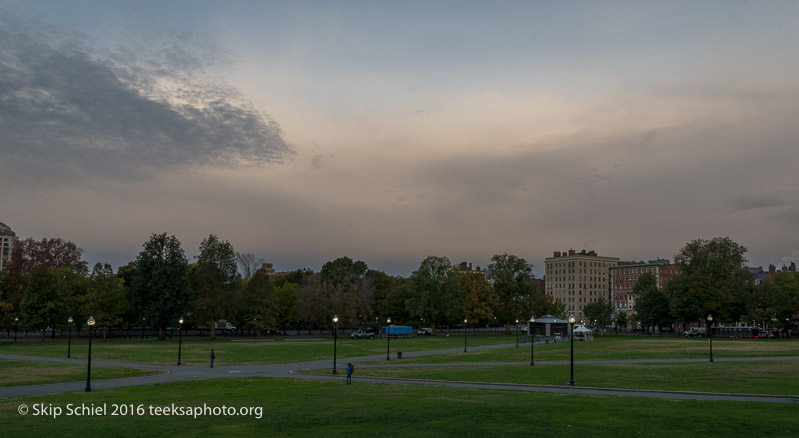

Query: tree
left=668, top=237, right=750, bottom=324
left=3, top=237, right=87, bottom=317
left=84, top=263, right=127, bottom=340
left=485, top=253, right=535, bottom=333
left=305, top=256, right=374, bottom=324
left=583, top=297, right=615, bottom=331
left=747, top=272, right=798, bottom=328
left=458, top=272, right=497, bottom=324
left=614, top=311, right=629, bottom=331
left=129, top=233, right=192, bottom=340
left=550, top=298, right=568, bottom=319
left=240, top=268, right=278, bottom=336
left=236, top=252, right=265, bottom=281
left=189, top=235, right=241, bottom=339
left=19, top=267, right=66, bottom=339
left=273, top=282, right=298, bottom=335
left=635, top=289, right=672, bottom=334
left=405, top=256, right=461, bottom=334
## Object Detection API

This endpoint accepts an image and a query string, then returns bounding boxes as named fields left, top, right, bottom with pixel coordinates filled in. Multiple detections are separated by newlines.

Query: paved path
left=3, top=344, right=799, bottom=404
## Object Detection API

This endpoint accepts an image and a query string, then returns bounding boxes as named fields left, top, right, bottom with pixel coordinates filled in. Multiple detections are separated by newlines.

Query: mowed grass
left=342, top=360, right=799, bottom=395
left=0, top=360, right=157, bottom=387
left=0, top=334, right=514, bottom=365
left=0, top=377, right=796, bottom=437
left=367, top=335, right=799, bottom=364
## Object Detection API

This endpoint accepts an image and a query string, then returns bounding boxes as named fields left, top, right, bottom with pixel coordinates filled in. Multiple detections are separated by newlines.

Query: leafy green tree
left=668, top=237, right=750, bottom=324
left=747, top=272, right=798, bottom=328
left=189, top=235, right=241, bottom=339
left=458, top=272, right=497, bottom=324
left=84, top=263, right=127, bottom=339
left=614, top=311, right=629, bottom=331
left=635, top=289, right=672, bottom=334
left=583, top=297, right=615, bottom=331
left=405, top=256, right=461, bottom=334
left=485, top=253, right=535, bottom=333
left=130, top=233, right=192, bottom=340
left=240, top=268, right=277, bottom=336
left=273, top=282, right=298, bottom=334
left=550, top=298, right=568, bottom=319
left=301, top=257, right=373, bottom=324
left=19, top=267, right=66, bottom=339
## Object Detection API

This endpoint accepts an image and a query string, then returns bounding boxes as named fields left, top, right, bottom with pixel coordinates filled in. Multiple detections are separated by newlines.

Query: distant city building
left=0, top=221, right=16, bottom=272
left=749, top=262, right=797, bottom=286
left=455, top=262, right=482, bottom=274
left=609, top=259, right=681, bottom=318
left=259, top=263, right=276, bottom=276
left=544, top=249, right=619, bottom=322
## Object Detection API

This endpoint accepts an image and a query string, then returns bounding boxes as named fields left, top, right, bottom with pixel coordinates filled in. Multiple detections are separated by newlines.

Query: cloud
left=729, top=193, right=792, bottom=213
left=0, top=12, right=294, bottom=187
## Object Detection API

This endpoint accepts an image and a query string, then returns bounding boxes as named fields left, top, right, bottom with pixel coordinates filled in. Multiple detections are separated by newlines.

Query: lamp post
left=386, top=317, right=392, bottom=361
left=707, top=314, right=714, bottom=362
left=515, top=319, right=520, bottom=347
left=141, top=317, right=145, bottom=339
left=530, top=315, right=536, bottom=366
left=332, top=315, right=339, bottom=374
left=463, top=318, right=468, bottom=353
left=177, top=317, right=184, bottom=365
left=14, top=317, right=19, bottom=342
left=568, top=314, right=576, bottom=386
left=85, top=316, right=96, bottom=392
left=67, top=316, right=73, bottom=358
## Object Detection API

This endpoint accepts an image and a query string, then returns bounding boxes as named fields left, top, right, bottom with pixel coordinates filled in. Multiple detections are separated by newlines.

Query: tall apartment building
left=609, top=259, right=681, bottom=319
left=0, top=221, right=16, bottom=272
left=544, top=249, right=619, bottom=322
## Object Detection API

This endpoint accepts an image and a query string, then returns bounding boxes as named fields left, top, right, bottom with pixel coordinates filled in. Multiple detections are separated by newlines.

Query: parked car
left=416, top=328, right=432, bottom=336
left=350, top=329, right=375, bottom=339
left=685, top=327, right=706, bottom=337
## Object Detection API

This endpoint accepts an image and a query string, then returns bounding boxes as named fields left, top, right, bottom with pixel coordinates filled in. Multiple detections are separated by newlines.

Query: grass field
left=0, top=334, right=514, bottom=365
left=0, top=360, right=157, bottom=387
left=364, top=335, right=799, bottom=364
left=0, top=377, right=797, bottom=437
left=332, top=360, right=799, bottom=395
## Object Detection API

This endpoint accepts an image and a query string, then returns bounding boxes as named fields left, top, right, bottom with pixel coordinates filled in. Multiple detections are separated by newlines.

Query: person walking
left=346, top=363, right=354, bottom=384
left=210, top=349, right=216, bottom=368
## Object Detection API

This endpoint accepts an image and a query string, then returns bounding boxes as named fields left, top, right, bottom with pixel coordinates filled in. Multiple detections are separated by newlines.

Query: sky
left=1, top=0, right=798, bottom=277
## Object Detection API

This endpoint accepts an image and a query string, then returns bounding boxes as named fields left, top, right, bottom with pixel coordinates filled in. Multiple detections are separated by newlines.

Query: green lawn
left=336, top=360, right=799, bottom=395
left=0, top=335, right=514, bottom=365
left=364, top=336, right=799, bottom=364
left=0, top=360, right=157, bottom=387
left=0, top=377, right=797, bottom=437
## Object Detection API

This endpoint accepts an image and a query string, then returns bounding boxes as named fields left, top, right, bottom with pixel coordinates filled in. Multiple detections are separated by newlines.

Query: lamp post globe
left=529, top=316, right=536, bottom=366
left=85, top=316, right=96, bottom=392
left=515, top=319, right=520, bottom=347
left=463, top=318, right=468, bottom=353
left=386, top=317, right=392, bottom=360
left=707, top=314, right=714, bottom=362
left=332, top=315, right=339, bottom=374
left=14, top=317, right=18, bottom=342
left=177, top=317, right=184, bottom=365
left=568, top=314, right=576, bottom=386
left=67, top=316, right=73, bottom=358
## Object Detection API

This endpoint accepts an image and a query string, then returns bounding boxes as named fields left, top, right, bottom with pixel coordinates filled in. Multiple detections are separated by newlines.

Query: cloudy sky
left=2, top=0, right=798, bottom=276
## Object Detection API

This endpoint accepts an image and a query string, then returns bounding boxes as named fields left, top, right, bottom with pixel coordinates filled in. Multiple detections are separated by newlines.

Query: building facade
left=0, top=221, right=15, bottom=272
left=609, top=259, right=681, bottom=318
left=544, top=249, right=619, bottom=322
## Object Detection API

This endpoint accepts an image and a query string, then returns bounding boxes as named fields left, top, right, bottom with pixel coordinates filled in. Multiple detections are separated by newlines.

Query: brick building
left=609, top=259, right=681, bottom=320
left=544, top=249, right=619, bottom=322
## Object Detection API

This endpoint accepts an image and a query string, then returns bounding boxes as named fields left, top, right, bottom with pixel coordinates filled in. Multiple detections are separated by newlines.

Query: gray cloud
left=729, top=193, right=792, bottom=213
left=0, top=12, right=293, bottom=186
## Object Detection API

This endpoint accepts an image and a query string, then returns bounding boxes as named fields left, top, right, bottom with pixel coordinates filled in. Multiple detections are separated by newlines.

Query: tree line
left=618, top=237, right=798, bottom=334
left=0, top=233, right=563, bottom=339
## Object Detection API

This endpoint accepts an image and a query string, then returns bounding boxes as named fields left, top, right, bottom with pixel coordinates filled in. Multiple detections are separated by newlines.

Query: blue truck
left=381, top=325, right=413, bottom=337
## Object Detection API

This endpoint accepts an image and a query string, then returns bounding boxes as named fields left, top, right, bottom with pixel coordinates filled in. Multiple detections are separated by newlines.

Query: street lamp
left=515, top=319, right=520, bottom=347
left=14, top=317, right=19, bottom=342
left=463, top=318, right=468, bottom=353
left=707, top=314, right=714, bottom=362
left=332, top=315, right=339, bottom=374
left=386, top=317, right=392, bottom=361
left=67, top=316, right=73, bottom=358
left=177, top=317, right=184, bottom=365
left=568, top=314, right=576, bottom=386
left=85, top=316, right=96, bottom=392
left=530, top=316, right=536, bottom=366
left=141, top=317, right=146, bottom=340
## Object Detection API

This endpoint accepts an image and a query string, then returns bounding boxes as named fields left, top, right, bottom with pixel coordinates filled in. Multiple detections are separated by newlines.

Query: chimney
left=790, top=262, right=796, bottom=272
left=569, top=249, right=576, bottom=256
left=769, top=264, right=776, bottom=277
left=554, top=251, right=561, bottom=257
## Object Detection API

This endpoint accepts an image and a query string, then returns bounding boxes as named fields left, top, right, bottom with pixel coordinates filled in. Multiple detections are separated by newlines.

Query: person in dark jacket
left=346, top=363, right=354, bottom=384
left=210, top=349, right=216, bottom=368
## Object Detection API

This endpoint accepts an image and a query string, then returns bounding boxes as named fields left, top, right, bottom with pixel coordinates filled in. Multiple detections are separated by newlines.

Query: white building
left=544, top=249, right=619, bottom=322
